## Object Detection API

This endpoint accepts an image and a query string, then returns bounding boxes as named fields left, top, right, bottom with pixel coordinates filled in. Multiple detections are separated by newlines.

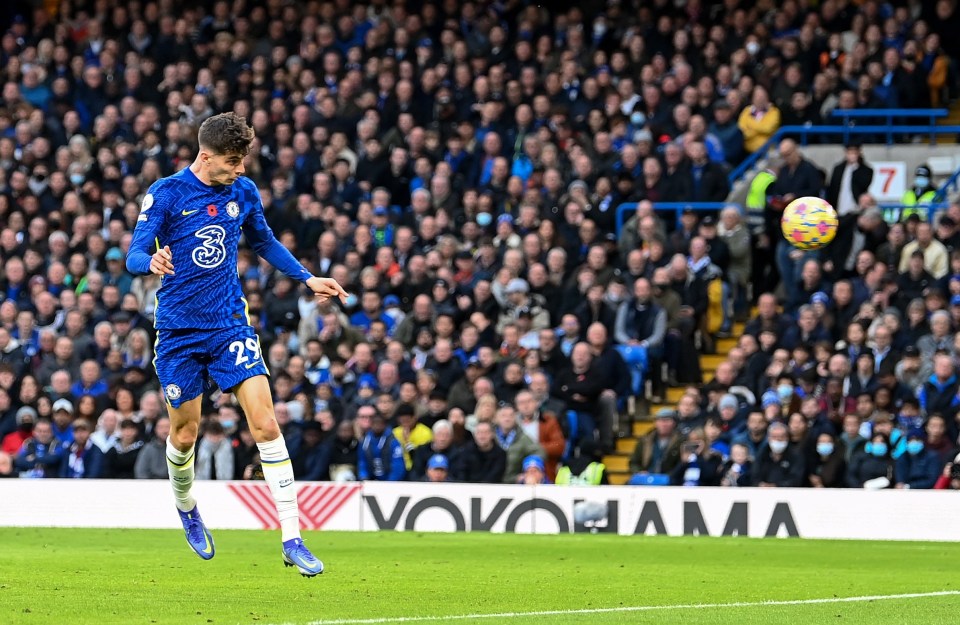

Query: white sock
left=166, top=438, right=197, bottom=513
left=258, top=435, right=301, bottom=542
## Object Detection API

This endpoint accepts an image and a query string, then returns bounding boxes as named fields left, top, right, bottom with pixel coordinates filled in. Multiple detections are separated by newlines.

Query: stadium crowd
left=3, top=0, right=960, bottom=490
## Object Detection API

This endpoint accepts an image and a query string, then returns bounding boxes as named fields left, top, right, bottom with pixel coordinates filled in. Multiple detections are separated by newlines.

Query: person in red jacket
left=934, top=452, right=960, bottom=490
left=515, top=390, right=566, bottom=482
left=1, top=406, right=36, bottom=455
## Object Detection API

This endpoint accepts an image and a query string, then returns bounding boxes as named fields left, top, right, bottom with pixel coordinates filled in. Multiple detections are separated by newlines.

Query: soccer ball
left=781, top=196, right=838, bottom=251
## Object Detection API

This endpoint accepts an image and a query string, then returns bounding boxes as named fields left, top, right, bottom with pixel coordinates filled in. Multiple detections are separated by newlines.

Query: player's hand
left=150, top=245, right=175, bottom=276
left=306, top=276, right=350, bottom=304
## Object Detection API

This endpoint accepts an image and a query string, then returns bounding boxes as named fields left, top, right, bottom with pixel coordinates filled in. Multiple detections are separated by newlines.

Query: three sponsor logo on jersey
left=181, top=201, right=242, bottom=270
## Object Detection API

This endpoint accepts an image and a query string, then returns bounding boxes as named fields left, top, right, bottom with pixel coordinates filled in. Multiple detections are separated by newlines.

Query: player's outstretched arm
left=240, top=187, right=314, bottom=277
left=242, top=183, right=348, bottom=302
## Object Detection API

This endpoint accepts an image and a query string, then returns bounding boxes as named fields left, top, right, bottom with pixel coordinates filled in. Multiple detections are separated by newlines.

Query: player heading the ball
left=127, top=112, right=348, bottom=577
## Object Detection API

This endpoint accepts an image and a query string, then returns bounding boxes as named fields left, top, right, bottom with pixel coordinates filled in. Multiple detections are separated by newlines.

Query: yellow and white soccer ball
left=781, top=196, right=838, bottom=251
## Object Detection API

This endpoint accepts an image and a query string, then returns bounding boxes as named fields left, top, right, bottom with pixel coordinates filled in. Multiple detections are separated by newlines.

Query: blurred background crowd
left=2, top=0, right=960, bottom=490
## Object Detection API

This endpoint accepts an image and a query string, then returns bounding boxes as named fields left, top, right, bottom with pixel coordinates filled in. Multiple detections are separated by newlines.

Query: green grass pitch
left=2, top=528, right=960, bottom=625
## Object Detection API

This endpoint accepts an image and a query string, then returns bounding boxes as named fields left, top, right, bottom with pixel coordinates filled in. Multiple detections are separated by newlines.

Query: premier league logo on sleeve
left=138, top=193, right=153, bottom=222
left=226, top=201, right=240, bottom=218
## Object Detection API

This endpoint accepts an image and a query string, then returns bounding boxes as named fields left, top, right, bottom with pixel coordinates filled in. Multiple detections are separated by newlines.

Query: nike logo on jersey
left=182, top=209, right=199, bottom=216
left=244, top=361, right=260, bottom=369
left=279, top=478, right=293, bottom=488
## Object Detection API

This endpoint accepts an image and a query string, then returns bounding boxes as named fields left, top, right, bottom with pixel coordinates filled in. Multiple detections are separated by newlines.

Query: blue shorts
left=154, top=325, right=269, bottom=407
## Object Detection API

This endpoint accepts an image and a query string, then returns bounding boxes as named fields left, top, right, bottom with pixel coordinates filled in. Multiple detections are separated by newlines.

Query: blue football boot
left=282, top=538, right=324, bottom=576
left=177, top=506, right=215, bottom=560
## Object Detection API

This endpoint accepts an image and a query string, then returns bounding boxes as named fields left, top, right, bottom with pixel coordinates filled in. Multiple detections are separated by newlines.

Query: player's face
left=204, top=151, right=246, bottom=185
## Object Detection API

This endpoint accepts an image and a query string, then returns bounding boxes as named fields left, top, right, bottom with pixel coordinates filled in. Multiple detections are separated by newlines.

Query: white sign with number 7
left=868, top=161, right=906, bottom=201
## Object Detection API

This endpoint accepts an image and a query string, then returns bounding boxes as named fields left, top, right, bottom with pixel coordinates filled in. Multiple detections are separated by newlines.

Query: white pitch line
left=281, top=590, right=960, bottom=625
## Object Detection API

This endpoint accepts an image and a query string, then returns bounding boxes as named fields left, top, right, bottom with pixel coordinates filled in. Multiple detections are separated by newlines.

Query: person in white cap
left=51, top=398, right=75, bottom=445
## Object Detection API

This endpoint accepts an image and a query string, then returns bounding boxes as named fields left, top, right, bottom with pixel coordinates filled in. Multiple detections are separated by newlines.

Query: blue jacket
left=52, top=423, right=75, bottom=445
left=71, top=379, right=109, bottom=398
left=15, top=438, right=67, bottom=477
left=779, top=324, right=831, bottom=351
left=917, top=374, right=960, bottom=420
left=358, top=431, right=406, bottom=481
left=294, top=442, right=332, bottom=482
left=349, top=311, right=396, bottom=335
left=59, top=441, right=105, bottom=478
left=732, top=434, right=767, bottom=461
left=895, top=449, right=942, bottom=489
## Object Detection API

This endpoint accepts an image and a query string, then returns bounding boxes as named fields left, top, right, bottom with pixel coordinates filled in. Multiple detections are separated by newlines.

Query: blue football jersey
left=127, top=168, right=312, bottom=330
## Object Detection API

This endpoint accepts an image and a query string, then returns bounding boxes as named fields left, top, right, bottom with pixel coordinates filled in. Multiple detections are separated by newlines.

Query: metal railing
left=935, top=169, right=960, bottom=202
left=877, top=203, right=951, bottom=222
left=829, top=108, right=948, bottom=128
left=728, top=108, right=959, bottom=185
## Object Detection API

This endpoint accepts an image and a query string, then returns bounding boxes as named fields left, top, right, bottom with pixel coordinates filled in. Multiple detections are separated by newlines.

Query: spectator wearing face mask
left=894, top=428, right=942, bottom=489
left=847, top=431, right=896, bottom=488
left=807, top=432, right=847, bottom=488
left=751, top=422, right=806, bottom=487
left=2, top=406, right=36, bottom=455
left=899, top=165, right=937, bottom=223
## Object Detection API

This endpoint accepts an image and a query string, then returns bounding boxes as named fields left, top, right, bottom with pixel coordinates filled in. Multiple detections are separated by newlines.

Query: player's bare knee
left=170, top=424, right=198, bottom=449
left=250, top=418, right=281, bottom=442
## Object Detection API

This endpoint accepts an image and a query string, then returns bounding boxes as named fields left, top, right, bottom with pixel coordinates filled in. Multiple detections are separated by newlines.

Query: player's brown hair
left=197, top=112, right=255, bottom=156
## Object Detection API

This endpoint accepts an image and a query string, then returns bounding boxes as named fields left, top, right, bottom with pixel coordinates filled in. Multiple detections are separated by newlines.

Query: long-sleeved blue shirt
left=126, top=168, right=312, bottom=330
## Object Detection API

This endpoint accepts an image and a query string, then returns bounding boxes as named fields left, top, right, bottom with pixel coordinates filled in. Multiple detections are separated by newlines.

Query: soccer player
left=126, top=113, right=347, bottom=577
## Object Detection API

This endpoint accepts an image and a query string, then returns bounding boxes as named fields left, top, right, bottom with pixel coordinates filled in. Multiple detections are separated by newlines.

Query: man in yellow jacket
left=738, top=85, right=781, bottom=153
left=898, top=164, right=937, bottom=223
left=392, top=402, right=433, bottom=471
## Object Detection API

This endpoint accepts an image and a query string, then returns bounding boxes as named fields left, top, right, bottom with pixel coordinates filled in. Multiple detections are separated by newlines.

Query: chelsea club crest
left=226, top=201, right=240, bottom=218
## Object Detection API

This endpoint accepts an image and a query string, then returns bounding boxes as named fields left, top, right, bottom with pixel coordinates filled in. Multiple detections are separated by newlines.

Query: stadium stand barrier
left=877, top=203, right=952, bottom=223
left=728, top=109, right=960, bottom=185
left=936, top=167, right=960, bottom=202
left=2, top=480, right=958, bottom=541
